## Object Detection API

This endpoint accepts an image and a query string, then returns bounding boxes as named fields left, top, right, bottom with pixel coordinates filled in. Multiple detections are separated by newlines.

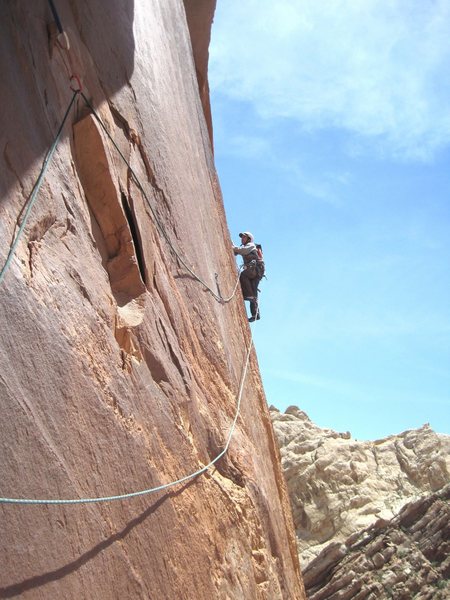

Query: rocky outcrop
left=0, top=2, right=304, bottom=599
left=271, top=406, right=450, bottom=565
left=303, top=484, right=450, bottom=599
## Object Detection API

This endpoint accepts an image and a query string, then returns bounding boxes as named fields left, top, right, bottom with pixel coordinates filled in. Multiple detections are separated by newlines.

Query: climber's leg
left=240, top=271, right=255, bottom=300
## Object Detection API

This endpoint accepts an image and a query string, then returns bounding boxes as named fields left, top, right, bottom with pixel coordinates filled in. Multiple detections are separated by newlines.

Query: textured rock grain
left=271, top=406, right=450, bottom=566
left=0, top=2, right=304, bottom=599
left=303, top=484, right=450, bottom=600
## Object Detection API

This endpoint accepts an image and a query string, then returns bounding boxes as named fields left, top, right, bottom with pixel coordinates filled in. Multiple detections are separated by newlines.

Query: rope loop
left=69, top=74, right=82, bottom=92
left=79, top=92, right=242, bottom=303
left=56, top=31, right=70, bottom=51
left=0, top=337, right=253, bottom=505
left=0, top=88, right=254, bottom=505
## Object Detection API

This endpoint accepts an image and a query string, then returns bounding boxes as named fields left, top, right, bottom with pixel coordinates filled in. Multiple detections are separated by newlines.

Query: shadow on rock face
left=0, top=482, right=192, bottom=599
left=0, top=0, right=135, bottom=200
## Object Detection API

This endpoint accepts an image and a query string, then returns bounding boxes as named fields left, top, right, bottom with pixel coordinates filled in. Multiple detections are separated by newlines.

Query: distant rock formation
left=0, top=2, right=304, bottom=598
left=303, top=483, right=450, bottom=599
left=270, top=406, right=450, bottom=567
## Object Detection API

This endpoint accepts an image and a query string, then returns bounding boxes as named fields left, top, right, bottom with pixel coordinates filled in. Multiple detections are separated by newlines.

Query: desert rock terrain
left=0, top=2, right=305, bottom=598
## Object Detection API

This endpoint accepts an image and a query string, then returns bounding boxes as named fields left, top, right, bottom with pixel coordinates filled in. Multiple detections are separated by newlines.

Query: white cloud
left=225, top=134, right=272, bottom=160
left=275, top=156, right=350, bottom=204
left=210, top=0, right=450, bottom=160
left=214, top=122, right=350, bottom=203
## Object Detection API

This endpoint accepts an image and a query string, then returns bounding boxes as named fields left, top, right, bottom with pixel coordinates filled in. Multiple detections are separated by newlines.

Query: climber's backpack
left=255, top=244, right=265, bottom=279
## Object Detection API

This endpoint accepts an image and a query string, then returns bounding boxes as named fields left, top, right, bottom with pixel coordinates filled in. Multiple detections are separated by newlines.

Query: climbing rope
left=42, top=0, right=237, bottom=303
left=79, top=92, right=242, bottom=304
left=216, top=265, right=244, bottom=303
left=0, top=28, right=253, bottom=504
left=47, top=0, right=63, bottom=34
left=0, top=90, right=79, bottom=285
left=0, top=336, right=253, bottom=505
left=0, top=89, right=241, bottom=301
left=0, top=86, right=253, bottom=505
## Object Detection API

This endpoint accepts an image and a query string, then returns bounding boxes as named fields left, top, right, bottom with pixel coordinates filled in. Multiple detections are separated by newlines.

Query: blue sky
left=209, top=0, right=450, bottom=440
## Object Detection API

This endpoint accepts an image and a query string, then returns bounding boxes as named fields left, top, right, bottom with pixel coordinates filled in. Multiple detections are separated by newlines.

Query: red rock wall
left=183, top=0, right=216, bottom=149
left=0, top=1, right=304, bottom=598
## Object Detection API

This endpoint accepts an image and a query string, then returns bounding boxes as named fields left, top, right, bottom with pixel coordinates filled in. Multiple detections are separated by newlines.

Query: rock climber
left=232, top=231, right=265, bottom=322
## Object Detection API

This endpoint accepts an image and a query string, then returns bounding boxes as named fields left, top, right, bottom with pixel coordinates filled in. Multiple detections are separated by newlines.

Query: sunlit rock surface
left=0, top=2, right=304, bottom=598
left=303, top=484, right=450, bottom=599
left=271, top=406, right=450, bottom=566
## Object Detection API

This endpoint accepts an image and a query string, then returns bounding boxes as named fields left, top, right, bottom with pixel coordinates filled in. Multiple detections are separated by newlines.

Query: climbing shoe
left=248, top=315, right=260, bottom=322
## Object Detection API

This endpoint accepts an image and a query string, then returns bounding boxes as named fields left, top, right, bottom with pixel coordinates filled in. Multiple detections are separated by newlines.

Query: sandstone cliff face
left=0, top=2, right=304, bottom=599
left=271, top=406, right=450, bottom=566
left=183, top=0, right=216, bottom=148
left=303, top=484, right=450, bottom=600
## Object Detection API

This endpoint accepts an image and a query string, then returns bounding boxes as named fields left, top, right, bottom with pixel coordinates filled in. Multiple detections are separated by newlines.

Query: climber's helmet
left=239, top=231, right=254, bottom=243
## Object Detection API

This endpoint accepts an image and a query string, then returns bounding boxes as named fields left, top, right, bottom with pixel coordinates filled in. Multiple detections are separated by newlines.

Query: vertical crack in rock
left=120, top=191, right=146, bottom=284
left=72, top=112, right=148, bottom=368
left=3, top=142, right=25, bottom=194
left=72, top=113, right=145, bottom=306
left=108, top=102, right=165, bottom=198
left=1, top=2, right=306, bottom=597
